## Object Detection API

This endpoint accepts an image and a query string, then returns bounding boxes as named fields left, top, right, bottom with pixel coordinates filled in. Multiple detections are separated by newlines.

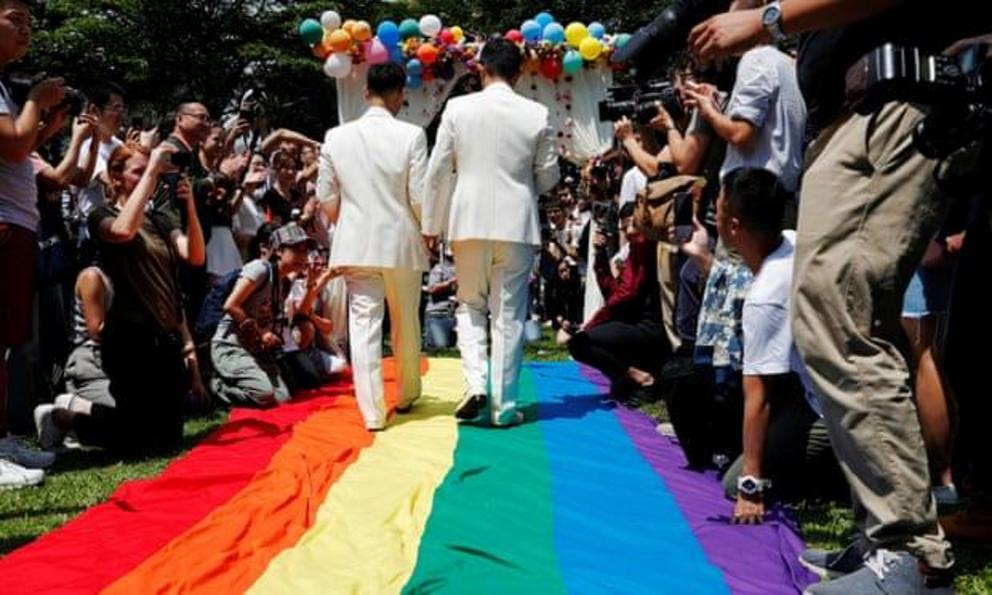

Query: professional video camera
left=846, top=43, right=991, bottom=160
left=4, top=72, right=87, bottom=116
left=611, top=0, right=728, bottom=77
left=598, top=79, right=685, bottom=124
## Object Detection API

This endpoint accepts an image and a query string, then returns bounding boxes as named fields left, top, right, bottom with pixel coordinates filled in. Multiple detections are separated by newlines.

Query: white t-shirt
left=619, top=167, right=647, bottom=207
left=74, top=136, right=123, bottom=223
left=0, top=82, right=39, bottom=232
left=719, top=46, right=807, bottom=192
left=741, top=231, right=821, bottom=415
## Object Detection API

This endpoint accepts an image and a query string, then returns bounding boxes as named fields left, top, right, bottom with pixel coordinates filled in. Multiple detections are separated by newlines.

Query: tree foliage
left=19, top=0, right=672, bottom=136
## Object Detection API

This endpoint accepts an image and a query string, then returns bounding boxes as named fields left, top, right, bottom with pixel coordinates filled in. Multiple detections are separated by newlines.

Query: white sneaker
left=0, top=458, right=45, bottom=489
left=34, top=404, right=67, bottom=451
left=0, top=435, right=56, bottom=469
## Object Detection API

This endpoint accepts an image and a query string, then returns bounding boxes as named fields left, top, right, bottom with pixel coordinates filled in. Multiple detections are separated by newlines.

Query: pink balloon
left=365, top=38, right=389, bottom=65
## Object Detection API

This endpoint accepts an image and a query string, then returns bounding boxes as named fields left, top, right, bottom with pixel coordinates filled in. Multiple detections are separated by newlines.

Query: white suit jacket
left=318, top=106, right=429, bottom=271
left=422, top=82, right=560, bottom=246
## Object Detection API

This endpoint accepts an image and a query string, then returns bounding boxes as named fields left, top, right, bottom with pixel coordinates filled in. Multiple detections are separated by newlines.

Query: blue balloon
left=542, top=22, right=565, bottom=44
left=588, top=22, right=606, bottom=39
left=521, top=20, right=542, bottom=42
left=389, top=46, right=405, bottom=64
left=406, top=58, right=423, bottom=76
left=535, top=12, right=554, bottom=28
left=406, top=75, right=422, bottom=89
left=377, top=21, right=400, bottom=46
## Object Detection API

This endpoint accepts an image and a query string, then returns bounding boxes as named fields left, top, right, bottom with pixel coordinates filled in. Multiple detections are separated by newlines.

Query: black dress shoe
left=396, top=396, right=420, bottom=414
left=454, top=394, right=487, bottom=420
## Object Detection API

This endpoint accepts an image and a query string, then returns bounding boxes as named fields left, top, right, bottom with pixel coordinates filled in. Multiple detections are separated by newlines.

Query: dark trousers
left=945, top=196, right=991, bottom=497
left=664, top=363, right=743, bottom=469
left=568, top=319, right=669, bottom=391
left=74, top=320, right=187, bottom=456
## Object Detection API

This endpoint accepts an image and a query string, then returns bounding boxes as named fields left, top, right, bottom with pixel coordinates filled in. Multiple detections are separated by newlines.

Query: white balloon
left=323, top=52, right=352, bottom=78
left=419, top=14, right=442, bottom=37
left=320, top=10, right=341, bottom=31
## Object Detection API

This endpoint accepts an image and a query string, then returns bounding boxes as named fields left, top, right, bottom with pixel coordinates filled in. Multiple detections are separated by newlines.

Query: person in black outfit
left=561, top=201, right=669, bottom=402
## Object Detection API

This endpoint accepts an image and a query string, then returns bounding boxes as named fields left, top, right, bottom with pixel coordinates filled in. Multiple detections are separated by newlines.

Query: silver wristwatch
left=761, top=1, right=786, bottom=43
left=737, top=475, right=772, bottom=496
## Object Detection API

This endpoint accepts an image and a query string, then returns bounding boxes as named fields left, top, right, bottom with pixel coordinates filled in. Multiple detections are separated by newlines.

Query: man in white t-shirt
left=714, top=167, right=838, bottom=525
left=70, top=82, right=126, bottom=240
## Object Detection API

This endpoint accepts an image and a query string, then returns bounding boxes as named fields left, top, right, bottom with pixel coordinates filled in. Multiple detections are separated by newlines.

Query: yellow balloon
left=579, top=36, right=602, bottom=60
left=450, top=26, right=464, bottom=42
left=565, top=22, right=588, bottom=48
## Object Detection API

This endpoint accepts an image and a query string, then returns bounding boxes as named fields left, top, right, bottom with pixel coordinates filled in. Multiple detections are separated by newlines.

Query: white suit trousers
left=451, top=240, right=536, bottom=425
left=345, top=267, right=423, bottom=429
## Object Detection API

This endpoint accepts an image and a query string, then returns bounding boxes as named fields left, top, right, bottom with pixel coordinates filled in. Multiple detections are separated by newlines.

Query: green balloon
left=563, top=50, right=583, bottom=74
left=399, top=18, right=421, bottom=40
left=299, top=18, right=324, bottom=47
left=616, top=33, right=632, bottom=48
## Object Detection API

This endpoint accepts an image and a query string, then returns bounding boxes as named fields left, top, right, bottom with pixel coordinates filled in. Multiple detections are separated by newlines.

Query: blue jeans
left=424, top=313, right=455, bottom=349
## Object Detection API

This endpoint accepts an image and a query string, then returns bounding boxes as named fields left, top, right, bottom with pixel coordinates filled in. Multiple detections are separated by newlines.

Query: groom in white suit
left=422, top=38, right=560, bottom=427
left=317, top=63, right=429, bottom=431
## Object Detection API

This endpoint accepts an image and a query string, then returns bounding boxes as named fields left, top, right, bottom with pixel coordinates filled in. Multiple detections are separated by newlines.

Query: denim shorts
left=902, top=266, right=952, bottom=318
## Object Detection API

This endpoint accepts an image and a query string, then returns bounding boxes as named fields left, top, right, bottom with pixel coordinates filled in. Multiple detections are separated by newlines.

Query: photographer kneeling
left=38, top=143, right=205, bottom=455
left=210, top=222, right=313, bottom=408
left=560, top=179, right=696, bottom=403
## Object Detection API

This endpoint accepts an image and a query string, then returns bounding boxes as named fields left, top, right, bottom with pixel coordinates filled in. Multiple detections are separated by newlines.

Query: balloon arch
left=298, top=10, right=634, bottom=163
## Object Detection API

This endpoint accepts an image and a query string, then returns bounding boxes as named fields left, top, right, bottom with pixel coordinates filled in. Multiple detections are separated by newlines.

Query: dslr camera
left=846, top=43, right=990, bottom=159
left=4, top=72, right=87, bottom=116
left=599, top=80, right=685, bottom=124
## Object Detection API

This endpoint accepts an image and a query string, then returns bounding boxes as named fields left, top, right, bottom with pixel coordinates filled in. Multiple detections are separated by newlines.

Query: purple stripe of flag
left=579, top=365, right=817, bottom=594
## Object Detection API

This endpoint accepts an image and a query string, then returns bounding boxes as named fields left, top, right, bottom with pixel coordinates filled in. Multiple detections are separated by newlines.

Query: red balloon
left=505, top=29, right=524, bottom=43
left=439, top=28, right=455, bottom=45
left=540, top=57, right=563, bottom=79
left=416, top=43, right=440, bottom=65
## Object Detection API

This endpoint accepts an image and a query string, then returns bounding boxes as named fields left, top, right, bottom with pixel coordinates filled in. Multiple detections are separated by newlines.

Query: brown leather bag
left=633, top=175, right=706, bottom=242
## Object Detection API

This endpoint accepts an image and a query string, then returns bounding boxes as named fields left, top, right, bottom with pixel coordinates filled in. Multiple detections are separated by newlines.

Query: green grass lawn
left=1, top=336, right=989, bottom=593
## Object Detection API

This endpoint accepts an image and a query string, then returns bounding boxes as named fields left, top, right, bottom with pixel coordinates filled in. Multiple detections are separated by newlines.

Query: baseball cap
left=269, top=223, right=316, bottom=251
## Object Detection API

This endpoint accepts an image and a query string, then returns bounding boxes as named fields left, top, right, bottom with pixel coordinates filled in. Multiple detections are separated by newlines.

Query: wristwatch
left=761, top=1, right=786, bottom=44
left=737, top=475, right=772, bottom=497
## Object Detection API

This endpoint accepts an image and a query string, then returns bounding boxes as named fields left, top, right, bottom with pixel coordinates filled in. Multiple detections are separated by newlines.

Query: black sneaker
left=454, top=394, right=487, bottom=421
left=799, top=540, right=866, bottom=580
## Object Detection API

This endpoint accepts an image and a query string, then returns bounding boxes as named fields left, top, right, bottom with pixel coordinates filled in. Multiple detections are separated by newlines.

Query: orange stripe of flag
left=104, top=359, right=426, bottom=595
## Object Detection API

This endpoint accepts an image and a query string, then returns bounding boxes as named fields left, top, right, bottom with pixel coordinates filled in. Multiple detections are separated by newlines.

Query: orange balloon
left=353, top=20, right=372, bottom=42
left=342, top=19, right=357, bottom=37
left=312, top=40, right=332, bottom=60
left=328, top=29, right=352, bottom=52
left=417, top=43, right=440, bottom=65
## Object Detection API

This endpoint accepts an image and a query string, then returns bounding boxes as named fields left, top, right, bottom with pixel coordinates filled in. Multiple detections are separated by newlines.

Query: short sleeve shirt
left=0, top=81, right=39, bottom=232
left=215, top=258, right=278, bottom=337
left=741, top=231, right=821, bottom=415
left=719, top=46, right=807, bottom=192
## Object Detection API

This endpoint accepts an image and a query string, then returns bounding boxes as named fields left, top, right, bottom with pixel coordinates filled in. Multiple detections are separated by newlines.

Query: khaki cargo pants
left=792, top=101, right=951, bottom=568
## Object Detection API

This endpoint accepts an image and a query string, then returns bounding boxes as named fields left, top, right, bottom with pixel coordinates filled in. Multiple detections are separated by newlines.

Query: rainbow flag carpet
left=1, top=358, right=816, bottom=594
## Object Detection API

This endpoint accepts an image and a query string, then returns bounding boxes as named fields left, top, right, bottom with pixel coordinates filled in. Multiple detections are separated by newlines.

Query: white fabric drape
left=335, top=62, right=615, bottom=163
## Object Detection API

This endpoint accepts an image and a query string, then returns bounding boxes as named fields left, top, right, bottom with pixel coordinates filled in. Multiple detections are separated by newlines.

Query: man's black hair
left=85, top=81, right=125, bottom=109
left=722, top=167, right=787, bottom=236
left=367, top=63, right=406, bottom=97
left=480, top=37, right=523, bottom=81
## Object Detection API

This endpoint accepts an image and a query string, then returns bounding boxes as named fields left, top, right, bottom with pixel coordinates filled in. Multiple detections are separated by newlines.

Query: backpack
left=194, top=262, right=276, bottom=342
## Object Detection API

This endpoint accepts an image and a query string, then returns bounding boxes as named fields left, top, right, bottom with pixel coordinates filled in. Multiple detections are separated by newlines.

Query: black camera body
left=3, top=72, right=87, bottom=116
left=598, top=80, right=684, bottom=124
left=846, top=43, right=990, bottom=158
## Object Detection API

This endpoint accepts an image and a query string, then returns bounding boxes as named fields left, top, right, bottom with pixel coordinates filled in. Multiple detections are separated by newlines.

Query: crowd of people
left=2, top=0, right=992, bottom=592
